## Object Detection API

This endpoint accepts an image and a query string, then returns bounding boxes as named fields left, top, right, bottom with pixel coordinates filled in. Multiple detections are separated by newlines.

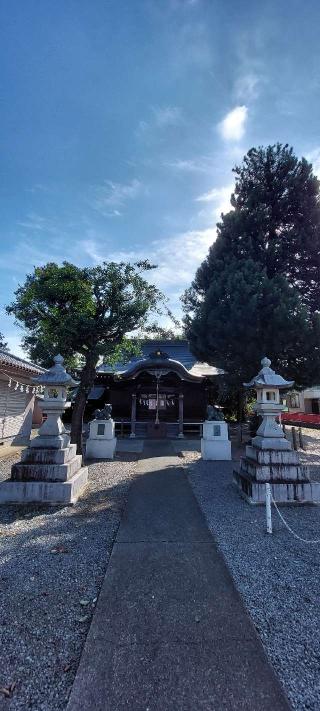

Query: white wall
left=0, top=374, right=35, bottom=444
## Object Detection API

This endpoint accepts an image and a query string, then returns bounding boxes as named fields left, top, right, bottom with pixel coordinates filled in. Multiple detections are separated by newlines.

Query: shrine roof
left=97, top=340, right=221, bottom=378
left=0, top=349, right=45, bottom=376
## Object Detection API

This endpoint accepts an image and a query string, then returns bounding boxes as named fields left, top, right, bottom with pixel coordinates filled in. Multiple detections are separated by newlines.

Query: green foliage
left=185, top=143, right=320, bottom=314
left=183, top=144, right=320, bottom=405
left=187, top=258, right=312, bottom=385
left=0, top=332, right=8, bottom=351
left=102, top=338, right=142, bottom=369
left=7, top=260, right=166, bottom=450
left=7, top=261, right=164, bottom=367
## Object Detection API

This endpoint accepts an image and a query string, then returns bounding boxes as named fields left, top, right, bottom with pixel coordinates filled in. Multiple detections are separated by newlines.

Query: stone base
left=241, top=446, right=309, bottom=483
left=86, top=437, right=117, bottom=460
left=251, top=435, right=291, bottom=451
left=233, top=470, right=320, bottom=504
left=21, top=444, right=77, bottom=465
left=12, top=453, right=83, bottom=482
left=201, top=439, right=231, bottom=461
left=242, top=460, right=309, bottom=482
left=30, top=433, right=70, bottom=449
left=0, top=467, right=89, bottom=504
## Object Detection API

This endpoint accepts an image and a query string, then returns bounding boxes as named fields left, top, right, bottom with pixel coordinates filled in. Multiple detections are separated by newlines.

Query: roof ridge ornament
left=149, top=350, right=169, bottom=360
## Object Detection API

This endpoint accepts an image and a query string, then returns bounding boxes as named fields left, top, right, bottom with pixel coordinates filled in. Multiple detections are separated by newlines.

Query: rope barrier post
left=265, top=483, right=273, bottom=534
left=298, top=426, right=305, bottom=450
left=291, top=426, right=298, bottom=450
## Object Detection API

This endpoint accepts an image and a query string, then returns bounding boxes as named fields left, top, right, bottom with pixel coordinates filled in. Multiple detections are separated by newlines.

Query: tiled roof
left=0, top=349, right=45, bottom=375
left=97, top=340, right=222, bottom=377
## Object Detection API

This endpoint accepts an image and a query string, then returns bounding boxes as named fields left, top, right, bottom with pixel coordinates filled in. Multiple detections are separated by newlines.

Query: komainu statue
left=94, top=403, right=112, bottom=420
left=207, top=404, right=224, bottom=421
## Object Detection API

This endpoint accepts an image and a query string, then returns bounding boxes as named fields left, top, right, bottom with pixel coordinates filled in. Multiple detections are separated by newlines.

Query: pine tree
left=185, top=144, right=320, bottom=313
left=183, top=145, right=320, bottom=411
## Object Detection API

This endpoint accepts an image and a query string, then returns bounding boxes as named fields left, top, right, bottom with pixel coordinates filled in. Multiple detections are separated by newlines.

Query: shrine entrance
left=91, top=347, right=219, bottom=439
left=114, top=350, right=211, bottom=439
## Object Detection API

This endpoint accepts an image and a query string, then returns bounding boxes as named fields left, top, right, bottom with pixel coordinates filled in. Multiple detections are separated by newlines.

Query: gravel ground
left=185, top=443, right=320, bottom=711
left=0, top=453, right=137, bottom=711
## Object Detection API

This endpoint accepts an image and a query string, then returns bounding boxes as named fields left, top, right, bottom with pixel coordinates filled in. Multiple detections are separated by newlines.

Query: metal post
left=265, top=483, right=272, bottom=534
left=130, top=392, right=136, bottom=438
left=178, top=393, right=184, bottom=438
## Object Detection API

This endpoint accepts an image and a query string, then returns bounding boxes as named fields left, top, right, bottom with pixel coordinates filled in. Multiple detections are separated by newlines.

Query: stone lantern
left=30, top=354, right=78, bottom=449
left=244, top=356, right=294, bottom=451
left=233, top=356, right=320, bottom=504
left=0, top=355, right=88, bottom=505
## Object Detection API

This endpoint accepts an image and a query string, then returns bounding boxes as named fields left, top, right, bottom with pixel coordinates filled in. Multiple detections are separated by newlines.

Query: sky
left=1, top=0, right=320, bottom=356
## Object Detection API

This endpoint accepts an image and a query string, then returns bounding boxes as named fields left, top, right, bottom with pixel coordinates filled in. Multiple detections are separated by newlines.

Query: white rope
left=270, top=489, right=320, bottom=544
left=0, top=370, right=43, bottom=394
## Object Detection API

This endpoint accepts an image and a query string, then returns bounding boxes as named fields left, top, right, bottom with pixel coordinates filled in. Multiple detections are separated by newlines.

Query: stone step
left=245, top=445, right=299, bottom=465
left=21, top=444, right=77, bottom=465
left=0, top=466, right=89, bottom=504
left=234, top=469, right=320, bottom=504
left=11, top=454, right=83, bottom=483
left=240, top=457, right=309, bottom=482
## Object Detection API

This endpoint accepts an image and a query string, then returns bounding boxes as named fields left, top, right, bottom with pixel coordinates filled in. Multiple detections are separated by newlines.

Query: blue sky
left=1, top=0, right=320, bottom=355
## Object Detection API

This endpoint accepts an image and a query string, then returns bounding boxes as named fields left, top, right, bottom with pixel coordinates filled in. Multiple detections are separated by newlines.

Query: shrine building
left=88, top=340, right=221, bottom=438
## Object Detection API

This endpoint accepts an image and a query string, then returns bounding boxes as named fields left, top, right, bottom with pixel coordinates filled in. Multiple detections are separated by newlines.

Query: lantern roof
left=32, top=354, right=79, bottom=387
left=243, top=357, right=294, bottom=390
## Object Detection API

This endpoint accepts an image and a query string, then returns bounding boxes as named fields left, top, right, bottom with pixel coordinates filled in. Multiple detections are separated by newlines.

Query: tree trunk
left=237, top=388, right=246, bottom=423
left=71, top=353, right=97, bottom=454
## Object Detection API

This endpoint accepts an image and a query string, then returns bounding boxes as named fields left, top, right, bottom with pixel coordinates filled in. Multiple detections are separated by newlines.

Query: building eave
left=116, top=356, right=205, bottom=383
left=0, top=350, right=45, bottom=376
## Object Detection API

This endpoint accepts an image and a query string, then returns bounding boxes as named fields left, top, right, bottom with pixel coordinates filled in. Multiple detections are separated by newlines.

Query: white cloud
left=78, top=239, right=105, bottom=263
left=218, top=106, right=248, bottom=142
left=91, top=179, right=142, bottom=215
left=99, top=227, right=217, bottom=319
left=195, top=184, right=233, bottom=219
left=306, top=148, right=320, bottom=178
left=17, top=212, right=58, bottom=234
left=152, top=105, right=183, bottom=128
left=149, top=228, right=216, bottom=291
left=136, top=106, right=183, bottom=137
left=234, top=73, right=260, bottom=102
left=0, top=237, right=74, bottom=274
left=163, top=157, right=211, bottom=173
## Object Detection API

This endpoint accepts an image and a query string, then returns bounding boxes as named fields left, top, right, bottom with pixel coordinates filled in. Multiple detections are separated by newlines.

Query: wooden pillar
left=178, top=392, right=184, bottom=438
left=130, top=392, right=137, bottom=438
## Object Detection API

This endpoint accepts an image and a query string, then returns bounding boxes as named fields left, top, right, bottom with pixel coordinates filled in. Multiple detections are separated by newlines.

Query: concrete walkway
left=67, top=441, right=291, bottom=711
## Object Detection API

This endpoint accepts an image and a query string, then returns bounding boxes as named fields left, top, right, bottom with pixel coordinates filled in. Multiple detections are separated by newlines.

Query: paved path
left=67, top=441, right=291, bottom=710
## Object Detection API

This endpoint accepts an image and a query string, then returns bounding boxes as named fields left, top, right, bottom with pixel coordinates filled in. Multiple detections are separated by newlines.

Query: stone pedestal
left=0, top=433, right=88, bottom=505
left=0, top=354, right=88, bottom=505
left=0, top=443, right=88, bottom=504
left=235, top=357, right=320, bottom=504
left=234, top=444, right=320, bottom=504
left=201, top=420, right=231, bottom=461
left=86, top=418, right=117, bottom=459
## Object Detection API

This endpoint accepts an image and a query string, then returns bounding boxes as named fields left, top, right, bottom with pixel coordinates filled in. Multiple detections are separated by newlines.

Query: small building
left=0, top=349, right=44, bottom=445
left=89, top=340, right=221, bottom=438
left=283, top=386, right=320, bottom=415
